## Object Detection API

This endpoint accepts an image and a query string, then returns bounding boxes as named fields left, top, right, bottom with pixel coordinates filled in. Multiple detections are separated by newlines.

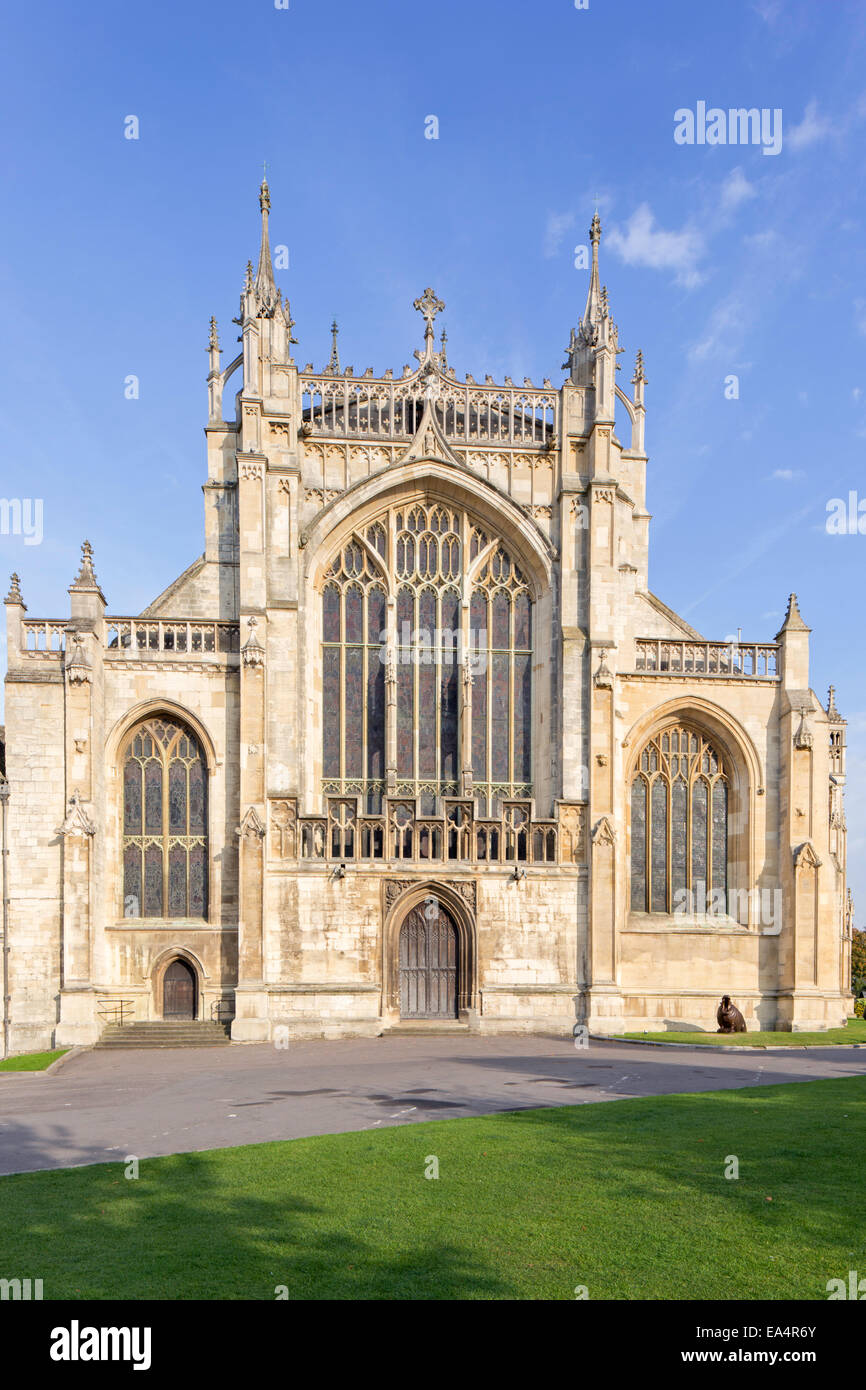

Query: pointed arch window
left=320, top=501, right=534, bottom=817
left=122, top=717, right=208, bottom=918
left=630, top=724, right=728, bottom=915
left=469, top=540, right=532, bottom=818
left=322, top=539, right=387, bottom=813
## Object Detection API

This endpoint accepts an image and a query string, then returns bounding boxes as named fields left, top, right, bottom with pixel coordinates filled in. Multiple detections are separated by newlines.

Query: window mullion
left=162, top=746, right=170, bottom=919
left=665, top=774, right=672, bottom=913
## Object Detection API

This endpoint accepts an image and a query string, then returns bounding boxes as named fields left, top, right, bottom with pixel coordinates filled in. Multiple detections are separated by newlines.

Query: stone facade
left=0, top=189, right=853, bottom=1051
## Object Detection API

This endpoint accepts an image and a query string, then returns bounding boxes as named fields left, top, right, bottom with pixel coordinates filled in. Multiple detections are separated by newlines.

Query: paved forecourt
left=0, top=1035, right=863, bottom=1176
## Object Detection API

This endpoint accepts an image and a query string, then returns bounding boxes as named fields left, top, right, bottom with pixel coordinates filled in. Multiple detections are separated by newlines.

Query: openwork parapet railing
left=21, top=619, right=241, bottom=656
left=98, top=998, right=135, bottom=1026
left=21, top=621, right=67, bottom=652
left=299, top=373, right=559, bottom=446
left=634, top=639, right=779, bottom=679
left=105, top=619, right=240, bottom=654
left=268, top=797, right=587, bottom=868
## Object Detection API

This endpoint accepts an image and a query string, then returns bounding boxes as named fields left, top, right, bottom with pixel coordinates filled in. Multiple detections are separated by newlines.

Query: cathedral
left=0, top=183, right=853, bottom=1051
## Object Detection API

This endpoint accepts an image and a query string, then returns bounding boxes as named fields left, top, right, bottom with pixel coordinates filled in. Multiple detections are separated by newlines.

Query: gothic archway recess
left=383, top=881, right=477, bottom=1018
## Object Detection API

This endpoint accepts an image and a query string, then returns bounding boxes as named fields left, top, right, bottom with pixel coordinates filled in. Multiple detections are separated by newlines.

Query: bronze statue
left=717, top=994, right=746, bottom=1033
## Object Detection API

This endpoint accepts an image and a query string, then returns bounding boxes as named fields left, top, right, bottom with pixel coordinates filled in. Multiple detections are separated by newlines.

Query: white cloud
left=688, top=293, right=746, bottom=361
left=720, top=167, right=756, bottom=212
left=853, top=387, right=862, bottom=401
left=855, top=299, right=866, bottom=337
left=786, top=100, right=834, bottom=151
left=606, top=204, right=704, bottom=288
left=543, top=211, right=575, bottom=260
left=754, top=0, right=783, bottom=22
left=769, top=468, right=804, bottom=481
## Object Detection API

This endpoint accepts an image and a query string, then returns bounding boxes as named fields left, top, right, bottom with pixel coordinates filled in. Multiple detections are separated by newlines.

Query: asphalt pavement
left=0, top=1034, right=863, bottom=1176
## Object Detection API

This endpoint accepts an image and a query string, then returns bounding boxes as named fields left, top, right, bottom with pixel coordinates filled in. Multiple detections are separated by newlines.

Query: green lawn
left=0, top=1050, right=68, bottom=1072
left=617, top=1019, right=866, bottom=1047
left=0, top=1076, right=863, bottom=1299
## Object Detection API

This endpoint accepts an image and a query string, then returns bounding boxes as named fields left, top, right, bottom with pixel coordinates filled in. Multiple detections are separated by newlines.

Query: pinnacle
left=777, top=591, right=809, bottom=633
left=72, top=540, right=100, bottom=590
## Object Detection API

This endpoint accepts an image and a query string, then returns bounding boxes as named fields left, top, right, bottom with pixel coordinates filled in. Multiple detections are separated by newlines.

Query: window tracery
left=321, top=500, right=534, bottom=818
left=122, top=718, right=208, bottom=918
left=630, top=724, right=728, bottom=915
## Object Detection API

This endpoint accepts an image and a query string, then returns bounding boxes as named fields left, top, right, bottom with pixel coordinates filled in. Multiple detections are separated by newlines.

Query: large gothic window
left=122, top=718, right=208, bottom=918
left=320, top=501, right=533, bottom=818
left=630, top=724, right=728, bottom=915
left=394, top=506, right=460, bottom=814
left=469, top=534, right=532, bottom=817
left=321, top=536, right=388, bottom=813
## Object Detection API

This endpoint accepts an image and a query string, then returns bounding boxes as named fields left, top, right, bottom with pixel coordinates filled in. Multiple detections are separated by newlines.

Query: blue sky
left=1, top=0, right=864, bottom=911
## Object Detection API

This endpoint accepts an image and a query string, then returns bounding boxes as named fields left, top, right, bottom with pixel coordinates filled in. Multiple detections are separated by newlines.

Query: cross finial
left=413, top=287, right=445, bottom=338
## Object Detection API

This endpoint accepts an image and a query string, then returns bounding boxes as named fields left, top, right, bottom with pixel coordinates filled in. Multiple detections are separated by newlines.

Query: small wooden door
left=399, top=903, right=458, bottom=1019
left=163, top=959, right=196, bottom=1020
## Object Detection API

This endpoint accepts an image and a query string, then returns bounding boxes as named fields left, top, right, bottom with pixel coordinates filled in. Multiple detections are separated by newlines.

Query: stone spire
left=5, top=573, right=23, bottom=605
left=581, top=211, right=603, bottom=341
left=777, top=592, right=810, bottom=634
left=68, top=540, right=106, bottom=618
left=775, top=592, right=810, bottom=687
left=326, top=319, right=341, bottom=374
left=71, top=541, right=100, bottom=592
left=827, top=685, right=844, bottom=721
left=253, top=177, right=278, bottom=314
left=563, top=212, right=620, bottom=391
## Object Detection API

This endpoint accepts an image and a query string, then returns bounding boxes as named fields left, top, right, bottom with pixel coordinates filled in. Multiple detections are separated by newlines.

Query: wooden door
left=399, top=902, right=458, bottom=1019
left=163, top=959, right=196, bottom=1020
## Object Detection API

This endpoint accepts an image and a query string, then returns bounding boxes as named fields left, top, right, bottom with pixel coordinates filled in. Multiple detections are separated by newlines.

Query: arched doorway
left=163, top=958, right=196, bottom=1020
left=399, top=899, right=458, bottom=1019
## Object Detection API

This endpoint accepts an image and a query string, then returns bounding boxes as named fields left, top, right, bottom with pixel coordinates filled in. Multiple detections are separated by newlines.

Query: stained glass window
left=321, top=538, right=388, bottom=813
left=470, top=543, right=533, bottom=817
left=630, top=724, right=728, bottom=915
left=320, top=502, right=534, bottom=818
left=122, top=718, right=208, bottom=918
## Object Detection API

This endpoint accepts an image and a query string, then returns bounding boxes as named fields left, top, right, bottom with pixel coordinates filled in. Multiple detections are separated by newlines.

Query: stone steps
left=383, top=1023, right=472, bottom=1036
left=97, top=1021, right=231, bottom=1048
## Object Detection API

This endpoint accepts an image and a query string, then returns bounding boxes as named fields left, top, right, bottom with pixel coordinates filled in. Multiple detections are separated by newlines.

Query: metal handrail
left=98, top=998, right=135, bottom=1026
